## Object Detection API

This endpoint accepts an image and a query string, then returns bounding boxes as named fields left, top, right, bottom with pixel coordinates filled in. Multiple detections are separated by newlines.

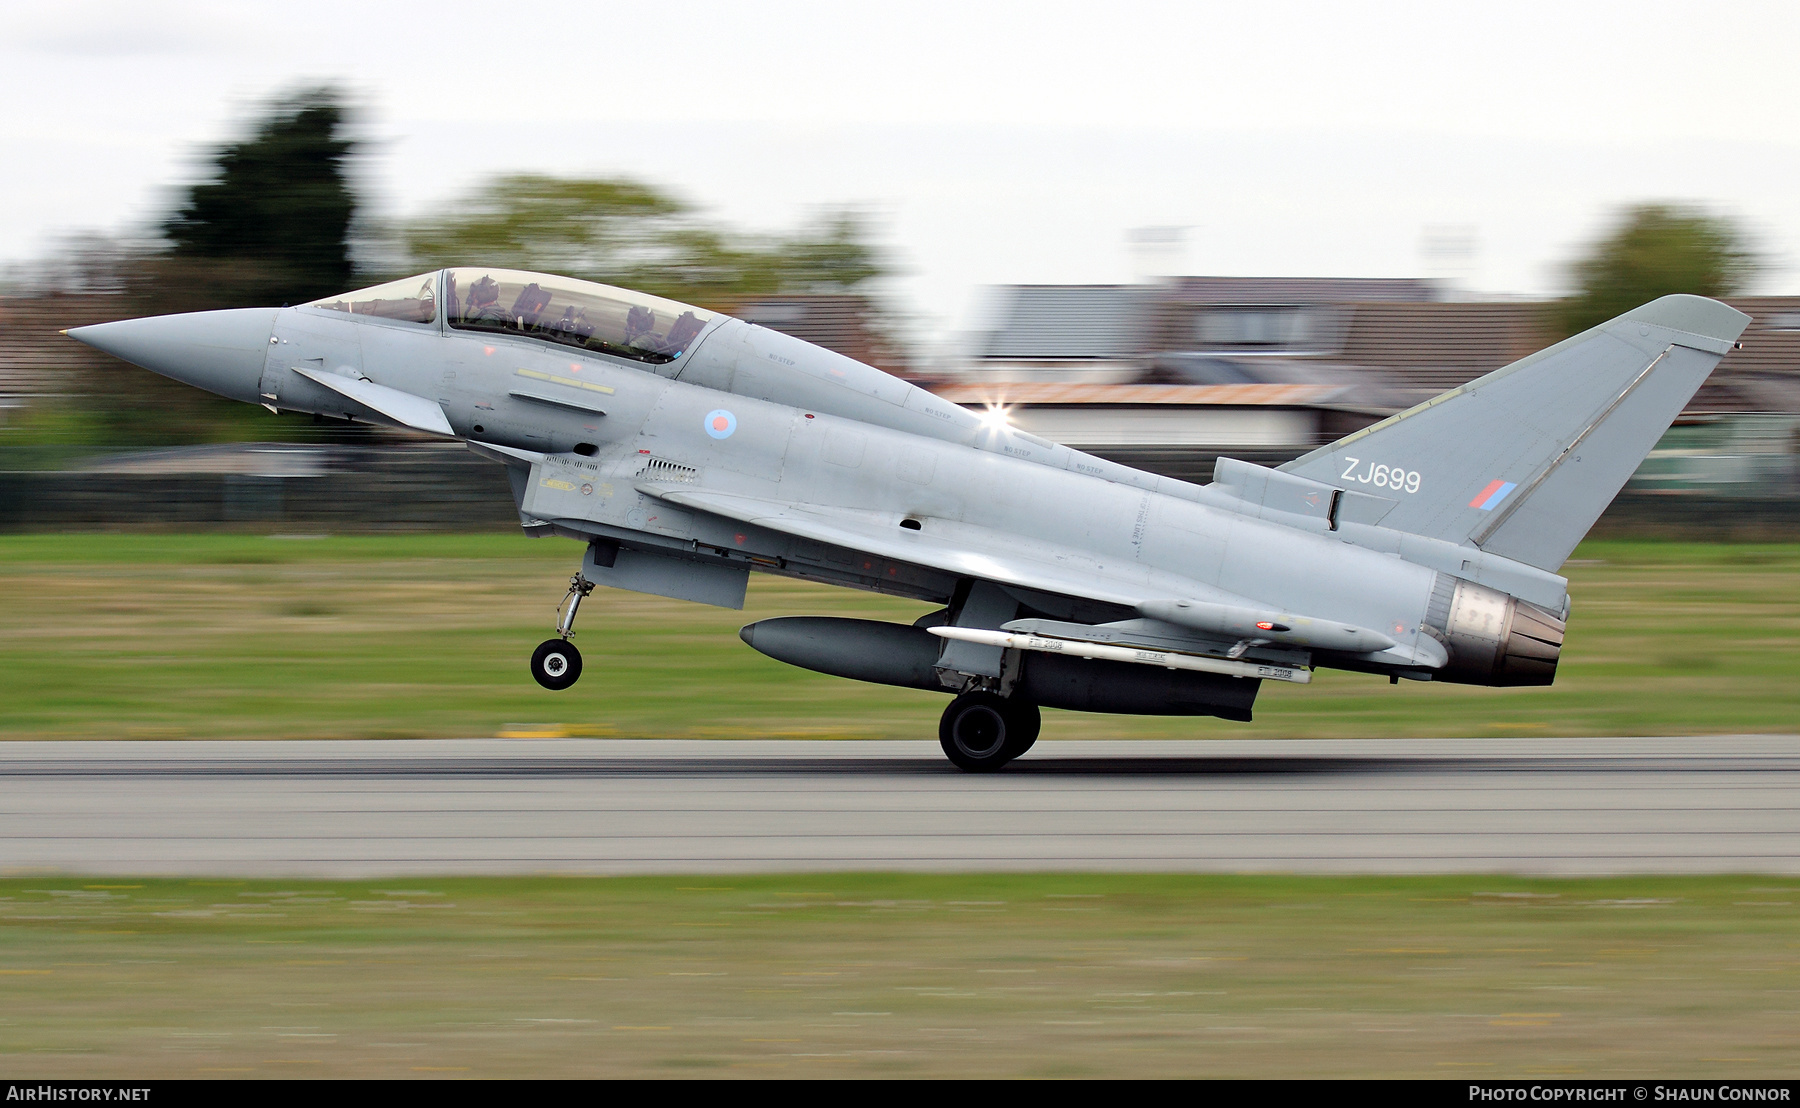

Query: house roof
left=930, top=382, right=1347, bottom=408
left=977, top=285, right=1151, bottom=360
left=730, top=294, right=907, bottom=374
left=1160, top=276, right=1439, bottom=305
left=1333, top=301, right=1551, bottom=392
left=0, top=293, right=120, bottom=399
left=1723, top=296, right=1800, bottom=376
left=1331, top=296, right=1800, bottom=413
left=1691, top=296, right=1800, bottom=414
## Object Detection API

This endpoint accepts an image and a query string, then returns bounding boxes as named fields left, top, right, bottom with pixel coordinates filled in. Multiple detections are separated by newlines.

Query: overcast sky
left=6, top=0, right=1798, bottom=344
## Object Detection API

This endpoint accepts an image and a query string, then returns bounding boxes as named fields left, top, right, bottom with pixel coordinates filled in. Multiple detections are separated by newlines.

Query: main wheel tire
left=530, top=638, right=583, bottom=690
left=1001, top=700, right=1042, bottom=761
left=939, top=691, right=1035, bottom=771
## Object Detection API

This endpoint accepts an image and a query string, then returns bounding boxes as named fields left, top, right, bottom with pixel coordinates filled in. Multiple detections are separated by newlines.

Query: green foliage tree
left=770, top=211, right=886, bottom=292
left=1557, top=204, right=1758, bottom=336
left=162, top=87, right=357, bottom=310
left=402, top=175, right=886, bottom=308
left=403, top=176, right=682, bottom=282
left=54, top=88, right=364, bottom=446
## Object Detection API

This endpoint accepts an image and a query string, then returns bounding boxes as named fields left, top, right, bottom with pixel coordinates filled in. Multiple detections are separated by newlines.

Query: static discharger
left=927, top=626, right=1312, bottom=684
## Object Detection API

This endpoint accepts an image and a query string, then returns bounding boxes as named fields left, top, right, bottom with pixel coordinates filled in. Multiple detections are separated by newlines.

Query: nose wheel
left=530, top=574, right=594, bottom=691
left=938, top=691, right=1040, bottom=771
left=530, top=638, right=583, bottom=690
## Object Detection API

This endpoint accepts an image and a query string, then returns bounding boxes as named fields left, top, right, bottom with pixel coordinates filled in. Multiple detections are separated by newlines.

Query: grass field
left=0, top=533, right=1795, bottom=741
left=2, top=540, right=1796, bottom=1078
left=0, top=873, right=1795, bottom=1078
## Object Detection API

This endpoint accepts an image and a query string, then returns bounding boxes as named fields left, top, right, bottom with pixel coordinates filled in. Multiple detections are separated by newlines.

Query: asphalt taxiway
left=2, top=737, right=1797, bottom=875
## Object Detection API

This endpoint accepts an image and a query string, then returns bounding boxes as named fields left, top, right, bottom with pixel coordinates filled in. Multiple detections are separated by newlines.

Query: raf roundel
left=704, top=409, right=738, bottom=440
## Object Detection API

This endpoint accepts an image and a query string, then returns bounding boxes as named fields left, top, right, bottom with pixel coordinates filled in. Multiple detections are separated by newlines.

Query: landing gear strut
left=530, top=575, right=593, bottom=691
left=939, top=691, right=1040, bottom=772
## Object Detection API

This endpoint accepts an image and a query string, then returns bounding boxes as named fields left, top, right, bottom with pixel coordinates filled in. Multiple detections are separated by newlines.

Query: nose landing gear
left=530, top=575, right=593, bottom=691
left=938, top=691, right=1040, bottom=771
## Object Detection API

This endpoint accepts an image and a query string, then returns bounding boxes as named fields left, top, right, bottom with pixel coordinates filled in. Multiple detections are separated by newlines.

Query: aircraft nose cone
left=67, top=307, right=278, bottom=405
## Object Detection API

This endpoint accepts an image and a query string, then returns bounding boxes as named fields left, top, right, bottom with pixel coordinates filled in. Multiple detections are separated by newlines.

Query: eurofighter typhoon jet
left=68, top=270, right=1749, bottom=769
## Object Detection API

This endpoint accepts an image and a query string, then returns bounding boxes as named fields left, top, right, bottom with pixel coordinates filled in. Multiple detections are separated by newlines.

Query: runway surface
left=2, top=737, right=1798, bottom=875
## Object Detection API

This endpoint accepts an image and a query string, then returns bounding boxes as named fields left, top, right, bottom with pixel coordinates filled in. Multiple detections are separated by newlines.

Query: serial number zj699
left=1340, top=457, right=1421, bottom=494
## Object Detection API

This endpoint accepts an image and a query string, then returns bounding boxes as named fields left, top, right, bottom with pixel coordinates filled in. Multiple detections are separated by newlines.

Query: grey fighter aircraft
left=68, top=270, right=1750, bottom=769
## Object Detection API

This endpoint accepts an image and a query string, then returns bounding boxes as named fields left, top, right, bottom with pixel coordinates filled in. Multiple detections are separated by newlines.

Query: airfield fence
left=0, top=443, right=519, bottom=532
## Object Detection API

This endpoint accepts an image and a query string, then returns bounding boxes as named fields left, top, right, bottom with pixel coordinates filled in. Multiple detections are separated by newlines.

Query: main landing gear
left=530, top=575, right=593, bottom=691
left=938, top=691, right=1040, bottom=772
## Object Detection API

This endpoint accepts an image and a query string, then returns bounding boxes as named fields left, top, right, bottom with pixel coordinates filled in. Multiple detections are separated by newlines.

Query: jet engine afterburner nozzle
left=1431, top=579, right=1565, bottom=687
left=67, top=308, right=279, bottom=405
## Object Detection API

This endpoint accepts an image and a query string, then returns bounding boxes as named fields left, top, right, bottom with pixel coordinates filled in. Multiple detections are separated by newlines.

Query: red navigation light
left=1255, top=621, right=1276, bottom=631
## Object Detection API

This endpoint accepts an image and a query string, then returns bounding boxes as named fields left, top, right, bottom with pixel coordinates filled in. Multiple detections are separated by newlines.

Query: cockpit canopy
left=307, top=269, right=716, bottom=366
left=447, top=268, right=712, bottom=365
left=308, top=274, right=438, bottom=323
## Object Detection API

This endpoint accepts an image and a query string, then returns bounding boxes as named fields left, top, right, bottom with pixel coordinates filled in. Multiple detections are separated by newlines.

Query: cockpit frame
left=306, top=269, right=721, bottom=371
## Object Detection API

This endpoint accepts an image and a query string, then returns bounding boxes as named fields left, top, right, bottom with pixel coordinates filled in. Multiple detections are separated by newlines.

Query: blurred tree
left=1557, top=204, right=1758, bottom=335
left=402, top=176, right=886, bottom=307
left=403, top=176, right=684, bottom=283
left=40, top=88, right=364, bottom=445
left=773, top=211, right=886, bottom=292
left=162, top=87, right=357, bottom=309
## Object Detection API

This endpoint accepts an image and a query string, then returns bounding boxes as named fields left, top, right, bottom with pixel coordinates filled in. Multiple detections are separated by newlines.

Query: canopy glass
left=444, top=268, right=712, bottom=365
left=307, top=274, right=437, bottom=324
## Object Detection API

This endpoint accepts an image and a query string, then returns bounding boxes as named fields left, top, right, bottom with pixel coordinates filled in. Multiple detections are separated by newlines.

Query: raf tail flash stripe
left=1469, top=479, right=1518, bottom=511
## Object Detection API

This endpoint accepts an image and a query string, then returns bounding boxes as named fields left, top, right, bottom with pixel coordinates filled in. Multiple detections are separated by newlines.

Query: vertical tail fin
left=1278, top=295, right=1750, bottom=570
